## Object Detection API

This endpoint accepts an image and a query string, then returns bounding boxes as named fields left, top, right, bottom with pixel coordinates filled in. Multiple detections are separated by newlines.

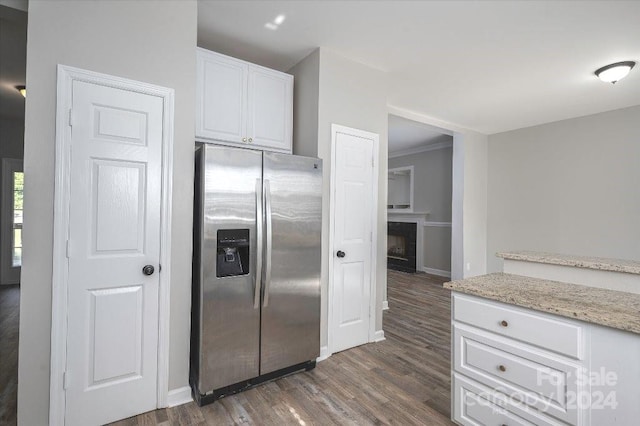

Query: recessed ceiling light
left=594, top=61, right=636, bottom=84
left=274, top=14, right=286, bottom=25
left=264, top=22, right=278, bottom=31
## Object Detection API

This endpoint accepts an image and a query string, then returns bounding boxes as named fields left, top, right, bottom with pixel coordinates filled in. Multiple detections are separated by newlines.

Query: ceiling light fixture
left=594, top=61, right=636, bottom=84
left=265, top=14, right=286, bottom=31
left=16, top=85, right=26, bottom=97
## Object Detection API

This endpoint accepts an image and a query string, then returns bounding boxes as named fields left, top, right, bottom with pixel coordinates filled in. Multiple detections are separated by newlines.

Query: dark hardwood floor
left=111, top=270, right=453, bottom=426
left=0, top=284, right=19, bottom=426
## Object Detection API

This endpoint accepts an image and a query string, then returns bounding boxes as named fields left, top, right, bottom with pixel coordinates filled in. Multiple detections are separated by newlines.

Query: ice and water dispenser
left=216, top=229, right=250, bottom=277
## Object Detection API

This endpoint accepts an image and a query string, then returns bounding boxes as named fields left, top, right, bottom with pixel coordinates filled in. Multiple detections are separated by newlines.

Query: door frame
left=0, top=158, right=23, bottom=285
left=327, top=124, right=380, bottom=356
left=49, top=65, right=175, bottom=425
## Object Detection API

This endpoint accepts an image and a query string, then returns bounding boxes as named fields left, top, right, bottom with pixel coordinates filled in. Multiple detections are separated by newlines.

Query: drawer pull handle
left=500, top=320, right=508, bottom=327
left=498, top=365, right=507, bottom=372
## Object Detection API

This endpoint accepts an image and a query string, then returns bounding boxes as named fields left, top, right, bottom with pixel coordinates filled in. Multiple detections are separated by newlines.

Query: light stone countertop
left=496, top=250, right=640, bottom=275
left=444, top=272, right=640, bottom=335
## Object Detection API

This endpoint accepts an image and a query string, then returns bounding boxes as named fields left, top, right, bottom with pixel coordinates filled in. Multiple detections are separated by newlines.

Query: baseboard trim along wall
left=382, top=300, right=389, bottom=310
left=317, top=346, right=331, bottom=362
left=423, top=267, right=451, bottom=278
left=373, top=330, right=385, bottom=342
left=167, top=386, right=193, bottom=407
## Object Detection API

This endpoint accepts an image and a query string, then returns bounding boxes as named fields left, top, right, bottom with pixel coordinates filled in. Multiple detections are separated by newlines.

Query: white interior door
left=64, top=79, right=163, bottom=425
left=331, top=127, right=375, bottom=353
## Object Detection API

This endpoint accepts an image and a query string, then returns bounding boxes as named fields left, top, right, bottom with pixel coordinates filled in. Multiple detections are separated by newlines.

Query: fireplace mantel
left=388, top=211, right=429, bottom=221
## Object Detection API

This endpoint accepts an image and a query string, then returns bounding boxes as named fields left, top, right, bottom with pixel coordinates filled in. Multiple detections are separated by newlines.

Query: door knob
left=336, top=250, right=346, bottom=258
left=142, top=265, right=155, bottom=276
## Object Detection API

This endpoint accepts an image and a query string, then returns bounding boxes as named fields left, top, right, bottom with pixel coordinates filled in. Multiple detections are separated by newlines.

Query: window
left=12, top=171, right=23, bottom=267
left=1, top=158, right=23, bottom=284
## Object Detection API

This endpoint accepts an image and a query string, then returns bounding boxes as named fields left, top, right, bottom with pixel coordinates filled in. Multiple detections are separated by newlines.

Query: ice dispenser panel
left=216, top=229, right=250, bottom=277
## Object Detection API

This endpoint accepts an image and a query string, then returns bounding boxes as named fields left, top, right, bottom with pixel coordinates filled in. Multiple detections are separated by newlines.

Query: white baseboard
left=423, top=267, right=451, bottom=278
left=167, top=386, right=193, bottom=407
left=382, top=300, right=389, bottom=310
left=373, top=330, right=385, bottom=342
left=317, top=345, right=331, bottom=362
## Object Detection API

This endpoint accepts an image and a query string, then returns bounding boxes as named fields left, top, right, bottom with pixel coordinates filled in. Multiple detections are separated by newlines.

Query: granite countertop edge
left=444, top=273, right=640, bottom=336
left=496, top=251, right=640, bottom=275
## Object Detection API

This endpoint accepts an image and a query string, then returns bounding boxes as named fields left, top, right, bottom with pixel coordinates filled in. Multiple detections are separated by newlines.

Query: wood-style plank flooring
left=111, top=270, right=453, bottom=426
left=0, top=284, right=19, bottom=426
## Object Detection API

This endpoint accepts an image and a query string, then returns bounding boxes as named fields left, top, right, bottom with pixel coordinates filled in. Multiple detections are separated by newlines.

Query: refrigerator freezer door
left=261, top=153, right=322, bottom=374
left=196, top=145, right=262, bottom=392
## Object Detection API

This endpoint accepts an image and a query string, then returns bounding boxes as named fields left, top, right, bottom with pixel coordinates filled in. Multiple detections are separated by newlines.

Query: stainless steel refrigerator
left=190, top=144, right=322, bottom=405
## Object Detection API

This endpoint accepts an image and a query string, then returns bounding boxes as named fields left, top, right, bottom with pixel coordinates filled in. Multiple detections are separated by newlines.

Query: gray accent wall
left=389, top=146, right=453, bottom=221
left=424, top=226, right=452, bottom=272
left=0, top=117, right=23, bottom=160
left=487, top=105, right=640, bottom=273
left=389, top=146, right=453, bottom=273
left=289, top=49, right=320, bottom=158
left=19, top=1, right=197, bottom=424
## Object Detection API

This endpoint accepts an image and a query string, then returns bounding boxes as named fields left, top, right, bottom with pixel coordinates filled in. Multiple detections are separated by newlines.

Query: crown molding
left=389, top=140, right=452, bottom=158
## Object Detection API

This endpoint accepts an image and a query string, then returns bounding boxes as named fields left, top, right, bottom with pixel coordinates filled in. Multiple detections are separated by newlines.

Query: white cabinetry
left=451, top=292, right=640, bottom=425
left=196, top=48, right=293, bottom=153
left=452, top=293, right=585, bottom=425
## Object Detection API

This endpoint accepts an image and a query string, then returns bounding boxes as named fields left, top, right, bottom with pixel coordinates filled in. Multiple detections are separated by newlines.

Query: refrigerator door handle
left=254, top=179, right=263, bottom=309
left=263, top=179, right=273, bottom=307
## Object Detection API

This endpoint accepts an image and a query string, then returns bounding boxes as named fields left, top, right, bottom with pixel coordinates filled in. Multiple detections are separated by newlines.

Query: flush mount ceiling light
left=16, top=85, right=26, bottom=97
left=594, top=61, right=636, bottom=84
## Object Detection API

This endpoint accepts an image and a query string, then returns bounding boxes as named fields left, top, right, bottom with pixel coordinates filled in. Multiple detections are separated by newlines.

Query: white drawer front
left=453, top=294, right=584, bottom=359
left=458, top=387, right=534, bottom=426
left=454, top=324, right=581, bottom=424
left=453, top=374, right=566, bottom=426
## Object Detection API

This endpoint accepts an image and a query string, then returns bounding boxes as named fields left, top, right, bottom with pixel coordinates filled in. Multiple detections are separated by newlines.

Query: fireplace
left=387, top=221, right=417, bottom=273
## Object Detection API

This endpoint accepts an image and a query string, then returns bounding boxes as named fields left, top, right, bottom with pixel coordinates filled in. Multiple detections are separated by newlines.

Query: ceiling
left=388, top=115, right=451, bottom=154
left=198, top=1, right=640, bottom=134
left=0, top=4, right=27, bottom=120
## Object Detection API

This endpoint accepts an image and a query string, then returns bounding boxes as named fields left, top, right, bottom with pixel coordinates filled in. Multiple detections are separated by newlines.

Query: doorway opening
left=0, top=3, right=27, bottom=425
left=386, top=114, right=456, bottom=283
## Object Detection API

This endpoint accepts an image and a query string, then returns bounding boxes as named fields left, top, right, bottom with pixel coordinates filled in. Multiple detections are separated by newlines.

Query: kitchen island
left=446, top=252, right=640, bottom=426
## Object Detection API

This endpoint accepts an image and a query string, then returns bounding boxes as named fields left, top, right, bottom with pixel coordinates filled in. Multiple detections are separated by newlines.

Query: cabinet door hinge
left=66, top=240, right=70, bottom=258
left=63, top=371, right=68, bottom=390
left=68, top=109, right=74, bottom=127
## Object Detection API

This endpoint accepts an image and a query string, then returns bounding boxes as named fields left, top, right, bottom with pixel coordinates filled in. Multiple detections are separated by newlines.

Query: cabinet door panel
left=196, top=50, right=248, bottom=143
left=247, top=66, right=292, bottom=152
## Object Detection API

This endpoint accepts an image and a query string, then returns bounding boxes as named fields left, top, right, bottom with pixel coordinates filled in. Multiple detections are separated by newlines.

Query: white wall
left=487, top=105, right=640, bottom=272
left=460, top=130, right=489, bottom=278
left=19, top=1, right=197, bottom=424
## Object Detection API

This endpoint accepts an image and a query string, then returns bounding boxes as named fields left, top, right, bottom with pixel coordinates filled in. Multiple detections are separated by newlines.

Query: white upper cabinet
left=196, top=48, right=293, bottom=153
